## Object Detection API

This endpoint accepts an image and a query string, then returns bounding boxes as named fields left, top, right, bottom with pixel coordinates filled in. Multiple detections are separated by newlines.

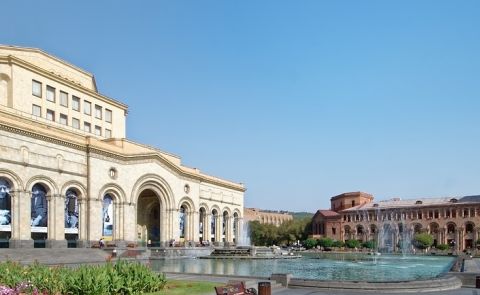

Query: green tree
left=345, top=239, right=361, bottom=249
left=413, top=233, right=434, bottom=249
left=317, top=237, right=334, bottom=248
left=332, top=240, right=344, bottom=248
left=303, top=238, right=317, bottom=249
left=436, top=244, right=449, bottom=251
left=362, top=240, right=376, bottom=249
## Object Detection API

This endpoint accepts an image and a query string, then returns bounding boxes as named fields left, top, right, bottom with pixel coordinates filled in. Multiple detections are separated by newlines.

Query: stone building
left=244, top=208, right=293, bottom=226
left=0, top=45, right=245, bottom=248
left=312, top=191, right=480, bottom=252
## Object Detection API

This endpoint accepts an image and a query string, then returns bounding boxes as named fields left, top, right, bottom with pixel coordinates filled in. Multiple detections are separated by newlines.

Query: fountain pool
left=149, top=253, right=455, bottom=282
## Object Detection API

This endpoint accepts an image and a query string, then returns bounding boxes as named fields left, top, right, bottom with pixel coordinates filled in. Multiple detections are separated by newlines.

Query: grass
left=147, top=280, right=221, bottom=295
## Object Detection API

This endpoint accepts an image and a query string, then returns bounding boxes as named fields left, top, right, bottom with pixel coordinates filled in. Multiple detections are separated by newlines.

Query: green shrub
left=436, top=244, right=449, bottom=251
left=413, top=233, right=434, bottom=249
left=303, top=238, right=317, bottom=249
left=345, top=239, right=361, bottom=249
left=0, top=260, right=166, bottom=295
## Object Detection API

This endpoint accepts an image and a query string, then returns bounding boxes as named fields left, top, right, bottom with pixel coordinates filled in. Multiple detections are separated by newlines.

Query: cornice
left=0, top=115, right=245, bottom=193
left=0, top=55, right=128, bottom=111
left=0, top=123, right=86, bottom=152
left=88, top=147, right=246, bottom=192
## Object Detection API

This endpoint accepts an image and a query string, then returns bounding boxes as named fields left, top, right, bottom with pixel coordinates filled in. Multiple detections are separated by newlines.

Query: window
left=84, top=100, right=91, bottom=115
left=95, top=105, right=102, bottom=119
left=72, top=118, right=80, bottom=129
left=72, top=96, right=80, bottom=111
left=95, top=125, right=102, bottom=136
left=60, top=91, right=68, bottom=107
left=105, top=109, right=112, bottom=123
left=32, top=80, right=42, bottom=97
left=84, top=122, right=91, bottom=133
left=46, top=109, right=55, bottom=121
left=59, top=114, right=68, bottom=125
left=32, top=104, right=41, bottom=117
left=46, top=86, right=56, bottom=102
left=105, top=129, right=112, bottom=138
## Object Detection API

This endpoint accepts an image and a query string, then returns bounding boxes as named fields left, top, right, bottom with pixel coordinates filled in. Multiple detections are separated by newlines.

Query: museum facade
left=312, top=192, right=480, bottom=252
left=0, top=45, right=245, bottom=248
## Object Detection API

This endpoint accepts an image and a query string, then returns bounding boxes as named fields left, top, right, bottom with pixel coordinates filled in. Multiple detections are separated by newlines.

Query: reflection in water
left=150, top=254, right=455, bottom=282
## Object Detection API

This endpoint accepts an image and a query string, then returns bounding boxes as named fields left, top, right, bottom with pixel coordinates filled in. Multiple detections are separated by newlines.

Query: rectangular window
left=84, top=122, right=91, bottom=133
left=60, top=91, right=68, bottom=107
left=46, top=85, right=56, bottom=102
left=32, top=80, right=42, bottom=97
left=95, top=125, right=102, bottom=136
left=95, top=105, right=102, bottom=119
left=32, top=104, right=41, bottom=117
left=84, top=100, right=91, bottom=115
left=59, top=114, right=68, bottom=125
left=105, top=109, right=112, bottom=123
left=72, top=118, right=80, bottom=129
left=105, top=128, right=112, bottom=138
left=72, top=96, right=80, bottom=111
left=46, top=109, right=55, bottom=121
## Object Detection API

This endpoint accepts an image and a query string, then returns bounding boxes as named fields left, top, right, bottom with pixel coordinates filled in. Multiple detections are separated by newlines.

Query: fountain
left=203, top=220, right=300, bottom=259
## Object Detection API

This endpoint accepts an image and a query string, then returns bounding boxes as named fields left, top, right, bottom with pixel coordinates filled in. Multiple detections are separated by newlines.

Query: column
left=10, top=190, right=33, bottom=248
left=215, top=215, right=222, bottom=245
left=226, top=215, right=233, bottom=244
left=205, top=213, right=211, bottom=243
left=46, top=193, right=68, bottom=248
left=77, top=198, right=87, bottom=247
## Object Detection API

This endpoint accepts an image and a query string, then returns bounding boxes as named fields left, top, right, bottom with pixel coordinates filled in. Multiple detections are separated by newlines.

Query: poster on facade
left=64, top=189, right=79, bottom=234
left=31, top=184, right=47, bottom=231
left=103, top=195, right=113, bottom=236
left=0, top=178, right=11, bottom=231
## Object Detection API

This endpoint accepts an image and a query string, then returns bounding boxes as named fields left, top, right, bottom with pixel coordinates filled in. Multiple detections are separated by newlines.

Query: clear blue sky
left=2, top=1, right=479, bottom=212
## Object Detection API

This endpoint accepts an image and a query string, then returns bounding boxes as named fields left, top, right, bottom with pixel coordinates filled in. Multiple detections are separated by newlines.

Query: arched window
left=31, top=183, right=48, bottom=227
left=466, top=223, right=474, bottom=233
left=179, top=206, right=186, bottom=238
left=102, top=194, right=114, bottom=237
left=447, top=223, right=456, bottom=234
left=65, top=189, right=79, bottom=230
left=0, top=178, right=12, bottom=226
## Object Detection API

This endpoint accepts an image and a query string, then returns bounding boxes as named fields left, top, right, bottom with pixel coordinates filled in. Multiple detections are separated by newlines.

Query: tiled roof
left=317, top=210, right=340, bottom=217
left=341, top=195, right=480, bottom=212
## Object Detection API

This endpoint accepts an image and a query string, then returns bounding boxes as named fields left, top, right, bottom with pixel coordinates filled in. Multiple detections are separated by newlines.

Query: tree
left=303, top=238, right=317, bottom=249
left=317, top=237, right=334, bottom=248
left=436, top=244, right=449, bottom=251
left=362, top=240, right=376, bottom=249
left=413, top=233, right=434, bottom=249
left=332, top=240, right=344, bottom=248
left=345, top=239, right=361, bottom=249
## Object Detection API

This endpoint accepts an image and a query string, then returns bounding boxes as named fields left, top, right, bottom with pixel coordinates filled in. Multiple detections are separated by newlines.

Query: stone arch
left=446, top=222, right=457, bottom=234
left=130, top=174, right=174, bottom=206
left=98, top=184, right=127, bottom=241
left=98, top=183, right=126, bottom=204
left=210, top=205, right=221, bottom=243
left=26, top=175, right=58, bottom=197
left=178, top=196, right=195, bottom=242
left=178, top=196, right=195, bottom=212
left=0, top=169, right=23, bottom=191
left=60, top=181, right=87, bottom=200
left=429, top=222, right=440, bottom=234
left=465, top=221, right=475, bottom=233
left=27, top=177, right=56, bottom=246
left=132, top=175, right=177, bottom=246
left=412, top=223, right=422, bottom=234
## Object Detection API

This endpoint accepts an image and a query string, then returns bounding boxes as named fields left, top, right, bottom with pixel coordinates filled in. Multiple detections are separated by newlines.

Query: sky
left=1, top=1, right=479, bottom=212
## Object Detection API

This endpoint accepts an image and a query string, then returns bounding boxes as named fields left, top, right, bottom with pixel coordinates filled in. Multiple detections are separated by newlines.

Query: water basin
left=149, top=253, right=455, bottom=282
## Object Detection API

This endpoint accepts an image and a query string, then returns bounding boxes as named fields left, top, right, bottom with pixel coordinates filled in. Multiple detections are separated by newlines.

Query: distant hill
left=291, top=212, right=314, bottom=220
